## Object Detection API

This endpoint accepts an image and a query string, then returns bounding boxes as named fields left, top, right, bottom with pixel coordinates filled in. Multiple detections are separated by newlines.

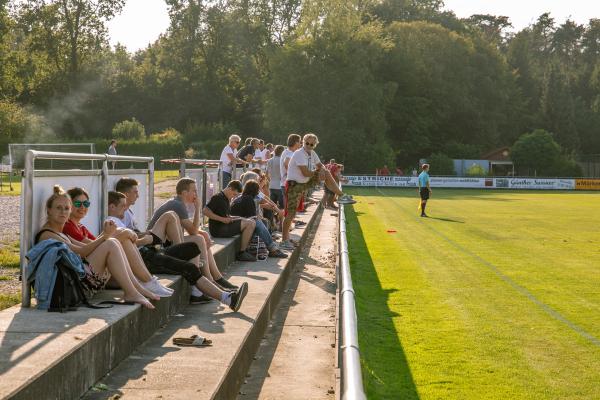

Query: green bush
left=148, top=127, right=182, bottom=144
left=511, top=129, right=561, bottom=176
left=426, top=153, right=455, bottom=175
left=112, top=118, right=146, bottom=140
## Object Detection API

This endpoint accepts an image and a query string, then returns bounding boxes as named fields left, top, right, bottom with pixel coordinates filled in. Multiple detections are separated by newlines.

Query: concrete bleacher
left=1, top=195, right=324, bottom=399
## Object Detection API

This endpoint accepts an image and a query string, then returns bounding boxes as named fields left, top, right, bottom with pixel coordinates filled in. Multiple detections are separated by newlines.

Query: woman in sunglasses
left=64, top=187, right=172, bottom=298
left=37, top=185, right=157, bottom=309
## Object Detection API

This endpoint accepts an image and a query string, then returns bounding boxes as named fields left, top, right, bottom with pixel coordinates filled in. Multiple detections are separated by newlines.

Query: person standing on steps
left=108, top=140, right=117, bottom=169
left=418, top=163, right=431, bottom=217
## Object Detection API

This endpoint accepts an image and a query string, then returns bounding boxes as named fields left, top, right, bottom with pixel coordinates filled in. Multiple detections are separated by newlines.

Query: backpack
left=247, top=235, right=269, bottom=261
left=48, top=258, right=88, bottom=312
left=48, top=258, right=115, bottom=313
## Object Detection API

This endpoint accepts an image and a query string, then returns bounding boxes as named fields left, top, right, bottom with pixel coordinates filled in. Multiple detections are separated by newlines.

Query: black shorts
left=209, top=219, right=242, bottom=238
left=420, top=188, right=430, bottom=200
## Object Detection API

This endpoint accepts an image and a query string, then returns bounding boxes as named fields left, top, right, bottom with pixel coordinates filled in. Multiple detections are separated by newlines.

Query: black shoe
left=237, top=251, right=256, bottom=262
left=216, top=277, right=239, bottom=291
left=421, top=213, right=428, bottom=218
left=295, top=220, right=307, bottom=226
left=190, top=294, right=213, bottom=304
left=229, top=282, right=248, bottom=312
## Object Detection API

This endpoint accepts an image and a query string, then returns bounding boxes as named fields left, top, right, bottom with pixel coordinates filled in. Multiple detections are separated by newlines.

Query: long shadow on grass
left=345, top=207, right=420, bottom=399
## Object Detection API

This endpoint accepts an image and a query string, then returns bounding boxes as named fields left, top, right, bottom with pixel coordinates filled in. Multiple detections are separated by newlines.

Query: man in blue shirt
left=418, top=164, right=431, bottom=217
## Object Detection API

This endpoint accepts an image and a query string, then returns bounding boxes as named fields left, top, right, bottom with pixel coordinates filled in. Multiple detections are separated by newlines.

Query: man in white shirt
left=219, top=134, right=245, bottom=187
left=280, top=133, right=355, bottom=249
left=108, top=139, right=117, bottom=169
left=280, top=134, right=301, bottom=204
left=254, top=140, right=270, bottom=171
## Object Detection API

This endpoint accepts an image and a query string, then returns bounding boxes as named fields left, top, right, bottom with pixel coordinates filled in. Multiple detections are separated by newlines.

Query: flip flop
left=172, top=335, right=213, bottom=347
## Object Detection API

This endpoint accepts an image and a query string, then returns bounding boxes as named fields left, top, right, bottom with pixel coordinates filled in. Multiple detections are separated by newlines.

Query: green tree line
left=1, top=0, right=599, bottom=174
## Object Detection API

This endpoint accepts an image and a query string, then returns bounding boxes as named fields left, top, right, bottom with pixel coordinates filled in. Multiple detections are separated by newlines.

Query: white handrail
left=338, top=200, right=367, bottom=400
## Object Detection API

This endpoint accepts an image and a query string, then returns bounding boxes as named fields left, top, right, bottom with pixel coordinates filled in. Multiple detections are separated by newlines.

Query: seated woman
left=64, top=187, right=172, bottom=297
left=38, top=185, right=157, bottom=309
left=231, top=180, right=287, bottom=259
left=242, top=170, right=284, bottom=230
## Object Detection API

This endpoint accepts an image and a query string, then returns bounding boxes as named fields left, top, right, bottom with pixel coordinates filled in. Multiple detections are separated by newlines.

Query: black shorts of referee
left=419, top=187, right=430, bottom=200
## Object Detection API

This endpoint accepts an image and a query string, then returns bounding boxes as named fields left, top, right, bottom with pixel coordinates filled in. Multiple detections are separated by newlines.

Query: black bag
left=48, top=259, right=89, bottom=312
left=48, top=259, right=115, bottom=313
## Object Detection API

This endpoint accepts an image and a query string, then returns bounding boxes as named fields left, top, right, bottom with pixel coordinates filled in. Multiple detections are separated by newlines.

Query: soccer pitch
left=344, top=188, right=600, bottom=400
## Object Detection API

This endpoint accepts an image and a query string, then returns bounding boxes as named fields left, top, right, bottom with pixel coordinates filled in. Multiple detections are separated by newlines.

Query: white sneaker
left=191, top=286, right=204, bottom=297
left=337, top=194, right=356, bottom=205
left=141, top=278, right=173, bottom=298
left=153, top=276, right=173, bottom=293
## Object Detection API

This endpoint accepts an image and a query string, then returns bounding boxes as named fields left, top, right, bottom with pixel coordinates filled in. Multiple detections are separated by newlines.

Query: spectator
left=324, top=159, right=341, bottom=209
left=267, top=145, right=285, bottom=209
left=38, top=185, right=156, bottom=309
left=108, top=140, right=117, bottom=169
left=238, top=138, right=265, bottom=168
left=265, top=143, right=274, bottom=159
left=219, top=134, right=245, bottom=187
left=281, top=133, right=355, bottom=249
left=379, top=165, right=390, bottom=176
left=280, top=133, right=302, bottom=213
left=115, top=178, right=182, bottom=244
left=230, top=180, right=287, bottom=258
left=203, top=180, right=257, bottom=262
left=254, top=140, right=270, bottom=170
left=147, top=177, right=239, bottom=294
left=396, top=167, right=404, bottom=176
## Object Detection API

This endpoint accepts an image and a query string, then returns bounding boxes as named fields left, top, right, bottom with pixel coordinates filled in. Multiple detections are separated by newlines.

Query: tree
left=511, top=129, right=561, bottom=176
left=466, top=14, right=512, bottom=47
left=14, top=0, right=125, bottom=90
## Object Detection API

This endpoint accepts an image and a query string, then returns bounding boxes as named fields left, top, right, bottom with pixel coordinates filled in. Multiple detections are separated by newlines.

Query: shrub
left=148, top=127, right=182, bottom=144
left=426, top=153, right=455, bottom=175
left=511, top=129, right=561, bottom=176
left=112, top=118, right=146, bottom=140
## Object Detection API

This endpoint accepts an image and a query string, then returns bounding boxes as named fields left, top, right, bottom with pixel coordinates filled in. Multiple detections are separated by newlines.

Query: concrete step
left=0, top=237, right=239, bottom=400
left=239, top=207, right=338, bottom=399
left=81, top=202, right=324, bottom=400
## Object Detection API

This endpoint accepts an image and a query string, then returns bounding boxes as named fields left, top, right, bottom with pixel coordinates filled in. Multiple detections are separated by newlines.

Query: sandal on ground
left=172, top=335, right=213, bottom=347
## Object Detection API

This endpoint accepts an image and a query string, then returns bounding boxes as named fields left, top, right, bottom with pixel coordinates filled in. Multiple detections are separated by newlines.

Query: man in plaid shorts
left=280, top=133, right=356, bottom=250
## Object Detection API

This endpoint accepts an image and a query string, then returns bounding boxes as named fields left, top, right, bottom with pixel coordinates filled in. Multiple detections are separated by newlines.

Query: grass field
left=345, top=188, right=600, bottom=400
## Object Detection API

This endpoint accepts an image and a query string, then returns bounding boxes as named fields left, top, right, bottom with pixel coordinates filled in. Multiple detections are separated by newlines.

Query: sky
left=107, top=0, right=600, bottom=52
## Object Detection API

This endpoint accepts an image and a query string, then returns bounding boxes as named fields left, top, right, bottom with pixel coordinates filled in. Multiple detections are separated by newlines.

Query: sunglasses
left=73, top=200, right=91, bottom=208
left=305, top=142, right=316, bottom=147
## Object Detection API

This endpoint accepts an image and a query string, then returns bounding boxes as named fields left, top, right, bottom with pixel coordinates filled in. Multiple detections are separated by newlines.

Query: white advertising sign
left=495, top=178, right=575, bottom=190
left=344, top=176, right=576, bottom=190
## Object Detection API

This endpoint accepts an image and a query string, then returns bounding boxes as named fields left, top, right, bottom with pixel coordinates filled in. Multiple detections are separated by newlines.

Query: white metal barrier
left=338, top=201, right=367, bottom=399
left=20, top=151, right=154, bottom=307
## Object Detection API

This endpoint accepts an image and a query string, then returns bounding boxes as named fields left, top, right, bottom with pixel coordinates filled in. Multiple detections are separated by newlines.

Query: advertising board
left=344, top=176, right=581, bottom=190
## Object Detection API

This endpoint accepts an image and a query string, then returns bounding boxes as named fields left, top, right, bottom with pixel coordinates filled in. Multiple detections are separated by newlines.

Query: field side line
left=373, top=188, right=600, bottom=348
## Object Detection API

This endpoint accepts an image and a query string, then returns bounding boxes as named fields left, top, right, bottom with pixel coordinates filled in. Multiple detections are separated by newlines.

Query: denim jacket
left=25, top=239, right=86, bottom=310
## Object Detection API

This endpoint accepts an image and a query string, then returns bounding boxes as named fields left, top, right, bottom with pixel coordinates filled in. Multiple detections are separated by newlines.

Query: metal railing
left=338, top=202, right=367, bottom=400
left=21, top=150, right=154, bottom=307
